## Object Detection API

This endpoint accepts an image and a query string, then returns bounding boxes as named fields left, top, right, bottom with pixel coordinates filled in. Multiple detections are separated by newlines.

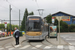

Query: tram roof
left=28, top=15, right=42, bottom=18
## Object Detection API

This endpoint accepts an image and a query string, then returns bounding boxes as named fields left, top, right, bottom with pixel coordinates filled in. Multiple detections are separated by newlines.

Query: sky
left=0, top=0, right=75, bottom=25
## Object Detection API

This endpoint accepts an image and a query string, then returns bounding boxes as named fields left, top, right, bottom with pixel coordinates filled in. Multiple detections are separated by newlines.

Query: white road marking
left=0, top=46, right=4, bottom=50
left=69, top=43, right=75, bottom=45
left=66, top=39, right=75, bottom=40
left=8, top=47, right=15, bottom=50
left=35, top=45, right=42, bottom=47
left=15, top=45, right=21, bottom=48
left=69, top=46, right=75, bottom=50
left=0, top=48, right=4, bottom=50
left=57, top=45, right=63, bottom=49
left=32, top=47, right=37, bottom=49
left=32, top=45, right=42, bottom=49
left=44, top=46, right=51, bottom=49
left=19, top=45, right=30, bottom=49
left=6, top=46, right=12, bottom=48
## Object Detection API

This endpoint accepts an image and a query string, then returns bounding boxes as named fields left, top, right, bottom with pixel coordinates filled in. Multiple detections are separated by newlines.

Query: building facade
left=52, top=11, right=75, bottom=25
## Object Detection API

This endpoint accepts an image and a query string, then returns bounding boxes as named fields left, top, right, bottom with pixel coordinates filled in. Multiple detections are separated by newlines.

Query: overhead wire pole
left=5, top=0, right=24, bottom=31
left=19, top=9, right=20, bottom=31
left=5, top=0, right=12, bottom=36
left=25, top=14, right=26, bottom=33
left=9, top=4, right=11, bottom=36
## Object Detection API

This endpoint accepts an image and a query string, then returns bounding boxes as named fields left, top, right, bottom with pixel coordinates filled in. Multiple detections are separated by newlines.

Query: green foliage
left=20, top=9, right=34, bottom=31
left=0, top=23, right=18, bottom=31
left=7, top=24, right=19, bottom=31
left=46, top=14, right=52, bottom=23
left=54, top=19, right=58, bottom=25
left=0, top=24, right=5, bottom=29
left=21, top=8, right=28, bottom=31
left=69, top=24, right=75, bottom=32
left=28, top=11, right=34, bottom=15
left=0, top=24, right=5, bottom=31
left=57, top=20, right=68, bottom=32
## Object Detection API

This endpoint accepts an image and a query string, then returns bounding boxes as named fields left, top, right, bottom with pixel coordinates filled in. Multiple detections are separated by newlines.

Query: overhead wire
left=35, top=0, right=39, bottom=8
left=0, top=3, right=8, bottom=10
left=6, top=0, right=19, bottom=10
left=33, top=0, right=44, bottom=16
left=5, top=0, right=24, bottom=13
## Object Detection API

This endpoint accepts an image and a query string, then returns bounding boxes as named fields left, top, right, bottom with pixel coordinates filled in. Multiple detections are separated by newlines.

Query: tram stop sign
left=49, top=26, right=57, bottom=38
left=52, top=17, right=55, bottom=23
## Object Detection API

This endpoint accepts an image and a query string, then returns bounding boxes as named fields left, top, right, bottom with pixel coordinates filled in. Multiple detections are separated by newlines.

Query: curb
left=0, top=36, right=13, bottom=41
left=46, top=37, right=69, bottom=46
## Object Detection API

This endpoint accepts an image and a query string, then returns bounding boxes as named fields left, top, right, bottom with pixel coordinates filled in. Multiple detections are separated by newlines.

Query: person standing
left=14, top=27, right=20, bottom=45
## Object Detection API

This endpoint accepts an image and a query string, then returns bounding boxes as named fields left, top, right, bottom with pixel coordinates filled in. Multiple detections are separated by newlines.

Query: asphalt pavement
left=0, top=33, right=75, bottom=50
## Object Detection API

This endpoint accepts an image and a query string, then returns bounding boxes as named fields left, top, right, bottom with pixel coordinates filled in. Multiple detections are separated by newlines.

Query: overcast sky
left=0, top=0, right=75, bottom=24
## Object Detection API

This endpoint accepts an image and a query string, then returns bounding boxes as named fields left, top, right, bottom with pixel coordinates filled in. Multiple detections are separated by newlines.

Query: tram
left=26, top=15, right=48, bottom=40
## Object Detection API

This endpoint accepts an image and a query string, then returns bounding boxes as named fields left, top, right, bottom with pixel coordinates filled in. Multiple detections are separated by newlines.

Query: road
left=60, top=33, right=75, bottom=46
left=0, top=33, right=75, bottom=50
left=0, top=37, right=14, bottom=50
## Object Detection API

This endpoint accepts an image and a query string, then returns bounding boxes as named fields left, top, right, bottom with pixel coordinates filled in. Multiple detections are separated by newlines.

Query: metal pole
left=59, top=17, right=60, bottom=44
left=9, top=5, right=11, bottom=36
left=48, top=23, right=49, bottom=38
left=25, top=15, right=26, bottom=33
left=19, top=9, right=20, bottom=31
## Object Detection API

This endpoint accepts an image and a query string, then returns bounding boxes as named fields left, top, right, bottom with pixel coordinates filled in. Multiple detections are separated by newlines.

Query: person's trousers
left=15, top=37, right=19, bottom=45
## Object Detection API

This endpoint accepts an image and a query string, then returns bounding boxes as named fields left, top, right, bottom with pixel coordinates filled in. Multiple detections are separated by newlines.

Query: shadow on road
left=28, top=40, right=44, bottom=42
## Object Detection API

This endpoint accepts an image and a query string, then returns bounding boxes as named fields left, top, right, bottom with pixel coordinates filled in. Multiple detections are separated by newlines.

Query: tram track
left=21, top=40, right=43, bottom=50
left=2, top=37, right=14, bottom=50
left=29, top=41, right=43, bottom=50
left=21, top=37, right=54, bottom=50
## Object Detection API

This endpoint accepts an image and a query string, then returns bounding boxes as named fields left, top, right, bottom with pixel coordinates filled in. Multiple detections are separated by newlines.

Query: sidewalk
left=0, top=36, right=13, bottom=41
left=11, top=35, right=26, bottom=47
left=46, top=36, right=69, bottom=45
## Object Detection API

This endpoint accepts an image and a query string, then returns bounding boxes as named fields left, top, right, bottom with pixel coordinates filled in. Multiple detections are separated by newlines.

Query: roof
left=28, top=15, right=42, bottom=19
left=52, top=11, right=75, bottom=17
left=28, top=15, right=41, bottom=17
left=44, top=11, right=75, bottom=19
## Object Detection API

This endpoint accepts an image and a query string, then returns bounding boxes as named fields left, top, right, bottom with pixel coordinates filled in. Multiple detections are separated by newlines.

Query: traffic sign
left=4, top=22, right=7, bottom=32
left=4, top=22, right=7, bottom=24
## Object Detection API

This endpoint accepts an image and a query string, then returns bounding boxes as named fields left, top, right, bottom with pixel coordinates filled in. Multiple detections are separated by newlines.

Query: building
left=44, top=11, right=75, bottom=25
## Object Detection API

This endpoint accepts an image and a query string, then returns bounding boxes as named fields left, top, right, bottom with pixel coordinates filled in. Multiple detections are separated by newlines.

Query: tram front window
left=28, top=21, right=41, bottom=31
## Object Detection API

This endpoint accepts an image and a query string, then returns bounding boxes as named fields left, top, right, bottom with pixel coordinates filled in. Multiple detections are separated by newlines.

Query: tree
left=54, top=18, right=58, bottom=25
left=0, top=24, right=5, bottom=31
left=46, top=14, right=52, bottom=23
left=28, top=11, right=34, bottom=15
left=21, top=8, right=28, bottom=31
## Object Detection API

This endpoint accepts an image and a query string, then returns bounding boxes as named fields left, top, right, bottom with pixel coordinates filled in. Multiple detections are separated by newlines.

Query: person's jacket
left=14, top=29, right=20, bottom=38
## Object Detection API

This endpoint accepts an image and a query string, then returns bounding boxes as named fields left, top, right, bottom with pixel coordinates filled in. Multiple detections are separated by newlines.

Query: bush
left=57, top=20, right=68, bottom=32
left=69, top=24, right=75, bottom=32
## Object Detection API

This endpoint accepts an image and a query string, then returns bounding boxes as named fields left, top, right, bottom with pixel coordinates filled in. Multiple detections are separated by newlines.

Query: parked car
left=0, top=31, right=5, bottom=37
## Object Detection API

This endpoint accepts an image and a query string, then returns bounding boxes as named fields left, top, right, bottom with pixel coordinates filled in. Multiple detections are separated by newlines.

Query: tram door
left=33, top=22, right=41, bottom=38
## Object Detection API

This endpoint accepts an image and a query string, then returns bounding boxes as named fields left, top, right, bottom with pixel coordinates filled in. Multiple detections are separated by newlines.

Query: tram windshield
left=27, top=21, right=41, bottom=31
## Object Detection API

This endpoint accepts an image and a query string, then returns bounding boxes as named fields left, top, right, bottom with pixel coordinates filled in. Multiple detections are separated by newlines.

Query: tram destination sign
left=29, top=18, right=39, bottom=20
left=49, top=26, right=57, bottom=38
